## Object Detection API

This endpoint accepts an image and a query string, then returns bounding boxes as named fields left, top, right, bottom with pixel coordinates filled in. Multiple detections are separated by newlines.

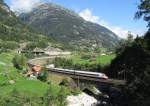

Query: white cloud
left=79, top=9, right=108, bottom=26
left=79, top=8, right=136, bottom=39
left=79, top=9, right=99, bottom=23
left=9, top=0, right=43, bottom=13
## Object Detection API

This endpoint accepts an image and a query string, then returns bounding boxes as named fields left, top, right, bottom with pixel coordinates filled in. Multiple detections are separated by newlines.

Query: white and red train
left=46, top=66, right=108, bottom=79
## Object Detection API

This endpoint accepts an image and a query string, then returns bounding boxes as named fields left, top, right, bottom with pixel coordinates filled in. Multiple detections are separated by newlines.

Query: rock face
left=67, top=93, right=97, bottom=106
left=19, top=3, right=120, bottom=50
left=0, top=1, right=12, bottom=15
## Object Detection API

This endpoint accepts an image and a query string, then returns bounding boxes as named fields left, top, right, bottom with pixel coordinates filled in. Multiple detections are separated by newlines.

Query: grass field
left=47, top=72, right=69, bottom=85
left=0, top=53, right=15, bottom=72
left=96, top=54, right=116, bottom=65
left=71, top=52, right=116, bottom=66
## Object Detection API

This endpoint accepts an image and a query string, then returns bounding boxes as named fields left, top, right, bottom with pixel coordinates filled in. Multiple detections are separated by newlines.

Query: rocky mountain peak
left=19, top=3, right=120, bottom=50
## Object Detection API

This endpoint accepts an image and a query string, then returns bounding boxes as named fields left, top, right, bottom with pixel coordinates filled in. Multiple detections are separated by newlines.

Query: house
left=32, top=65, right=41, bottom=74
left=25, top=65, right=42, bottom=78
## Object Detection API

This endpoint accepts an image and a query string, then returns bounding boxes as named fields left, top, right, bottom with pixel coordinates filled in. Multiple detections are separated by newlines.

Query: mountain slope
left=0, top=2, right=58, bottom=52
left=0, top=2, right=42, bottom=42
left=19, top=3, right=120, bottom=50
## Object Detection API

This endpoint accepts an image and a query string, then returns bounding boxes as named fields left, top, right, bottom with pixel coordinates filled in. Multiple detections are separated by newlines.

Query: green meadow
left=71, top=52, right=116, bottom=66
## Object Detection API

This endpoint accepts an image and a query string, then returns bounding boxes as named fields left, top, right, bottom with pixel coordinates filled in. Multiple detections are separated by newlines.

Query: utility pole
left=77, top=76, right=80, bottom=87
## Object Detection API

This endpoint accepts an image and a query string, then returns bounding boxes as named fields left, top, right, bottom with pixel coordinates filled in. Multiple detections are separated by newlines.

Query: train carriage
left=47, top=66, right=108, bottom=79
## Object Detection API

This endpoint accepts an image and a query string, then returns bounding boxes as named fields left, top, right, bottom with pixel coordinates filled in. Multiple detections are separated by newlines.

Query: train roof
left=52, top=68, right=105, bottom=75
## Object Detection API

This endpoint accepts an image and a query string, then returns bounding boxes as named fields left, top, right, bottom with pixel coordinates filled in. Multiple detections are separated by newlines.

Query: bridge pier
left=73, top=78, right=96, bottom=90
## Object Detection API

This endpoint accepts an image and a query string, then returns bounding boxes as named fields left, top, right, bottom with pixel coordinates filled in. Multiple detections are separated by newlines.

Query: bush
left=81, top=54, right=91, bottom=60
left=57, top=86, right=67, bottom=106
left=43, top=85, right=67, bottom=106
left=59, top=78, right=70, bottom=87
left=24, top=40, right=48, bottom=51
left=71, top=88, right=81, bottom=95
left=37, top=71, right=48, bottom=82
left=0, top=89, right=44, bottom=106
left=0, top=41, right=19, bottom=52
left=53, top=57, right=73, bottom=68
left=12, top=54, right=27, bottom=70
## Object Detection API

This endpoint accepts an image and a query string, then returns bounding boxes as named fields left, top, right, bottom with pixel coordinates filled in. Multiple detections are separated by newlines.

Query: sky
left=5, top=0, right=148, bottom=38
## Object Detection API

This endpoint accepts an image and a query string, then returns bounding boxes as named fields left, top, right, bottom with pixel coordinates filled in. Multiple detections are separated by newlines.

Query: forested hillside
left=0, top=1, right=55, bottom=52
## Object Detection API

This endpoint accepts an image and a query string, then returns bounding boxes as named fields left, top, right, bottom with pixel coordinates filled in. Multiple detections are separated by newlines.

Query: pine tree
left=135, top=0, right=150, bottom=28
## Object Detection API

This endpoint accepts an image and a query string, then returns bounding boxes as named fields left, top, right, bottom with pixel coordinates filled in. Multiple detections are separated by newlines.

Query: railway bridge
left=47, top=67, right=126, bottom=90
